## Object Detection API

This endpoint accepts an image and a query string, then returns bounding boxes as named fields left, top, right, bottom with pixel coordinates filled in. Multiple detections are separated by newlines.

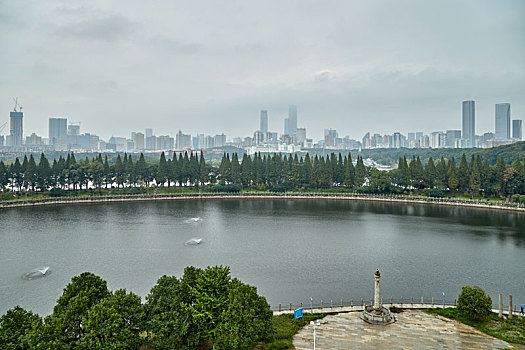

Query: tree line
left=0, top=266, right=273, bottom=350
left=1, top=151, right=524, bottom=200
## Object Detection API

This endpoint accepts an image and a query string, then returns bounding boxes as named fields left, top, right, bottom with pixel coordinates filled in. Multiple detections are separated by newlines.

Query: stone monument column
left=374, top=269, right=381, bottom=310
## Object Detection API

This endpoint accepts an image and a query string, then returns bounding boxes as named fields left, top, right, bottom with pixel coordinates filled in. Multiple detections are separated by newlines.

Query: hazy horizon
left=1, top=0, right=524, bottom=141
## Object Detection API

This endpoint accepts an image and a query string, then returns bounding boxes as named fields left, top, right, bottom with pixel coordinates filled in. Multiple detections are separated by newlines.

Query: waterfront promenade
left=1, top=192, right=525, bottom=212
left=292, top=310, right=511, bottom=349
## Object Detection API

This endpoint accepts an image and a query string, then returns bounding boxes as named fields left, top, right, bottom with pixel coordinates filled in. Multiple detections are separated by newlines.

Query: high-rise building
left=446, top=130, right=462, bottom=148
left=49, top=118, right=68, bottom=145
left=176, top=130, right=191, bottom=149
left=284, top=105, right=298, bottom=135
left=512, top=119, right=522, bottom=140
left=296, top=128, right=306, bottom=146
left=324, top=129, right=338, bottom=147
left=145, top=128, right=153, bottom=139
left=68, top=124, right=80, bottom=136
left=134, top=132, right=144, bottom=150
left=9, top=111, right=23, bottom=147
left=214, top=134, right=226, bottom=147
left=157, top=135, right=174, bottom=150
left=260, top=110, right=268, bottom=134
left=462, top=100, right=475, bottom=147
left=495, top=103, right=511, bottom=140
left=393, top=132, right=404, bottom=148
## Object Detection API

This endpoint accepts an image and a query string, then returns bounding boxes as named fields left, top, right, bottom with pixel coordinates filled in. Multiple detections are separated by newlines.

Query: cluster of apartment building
left=361, top=101, right=522, bottom=150
left=0, top=100, right=522, bottom=154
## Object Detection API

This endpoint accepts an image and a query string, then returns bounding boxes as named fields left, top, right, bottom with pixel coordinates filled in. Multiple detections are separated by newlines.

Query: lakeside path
left=1, top=192, right=525, bottom=213
left=293, top=310, right=511, bottom=350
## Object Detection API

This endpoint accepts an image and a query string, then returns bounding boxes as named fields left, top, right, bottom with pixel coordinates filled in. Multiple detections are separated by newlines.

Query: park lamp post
left=310, top=319, right=321, bottom=350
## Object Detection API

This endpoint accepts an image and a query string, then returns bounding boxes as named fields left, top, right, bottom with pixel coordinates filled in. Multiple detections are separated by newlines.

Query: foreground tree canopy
left=0, top=267, right=274, bottom=350
left=1, top=151, right=525, bottom=201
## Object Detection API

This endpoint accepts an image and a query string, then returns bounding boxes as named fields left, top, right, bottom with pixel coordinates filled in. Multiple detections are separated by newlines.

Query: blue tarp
left=294, top=307, right=303, bottom=319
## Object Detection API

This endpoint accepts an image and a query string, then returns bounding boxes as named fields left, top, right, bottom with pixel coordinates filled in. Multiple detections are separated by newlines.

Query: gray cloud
left=53, top=15, right=138, bottom=42
left=0, top=0, right=524, bottom=142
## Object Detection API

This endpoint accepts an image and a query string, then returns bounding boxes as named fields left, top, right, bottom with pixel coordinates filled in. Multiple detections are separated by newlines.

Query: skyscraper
left=49, top=118, right=67, bottom=145
left=462, top=100, right=475, bottom=147
left=512, top=119, right=522, bottom=140
left=495, top=103, right=511, bottom=140
left=260, top=110, right=268, bottom=133
left=287, top=105, right=297, bottom=136
left=9, top=110, right=23, bottom=147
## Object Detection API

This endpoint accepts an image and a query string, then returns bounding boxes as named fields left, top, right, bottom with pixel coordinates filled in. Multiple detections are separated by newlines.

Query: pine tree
left=447, top=157, right=459, bottom=192
left=157, top=152, right=168, bottom=187
left=231, top=153, right=240, bottom=184
left=494, top=157, right=506, bottom=195
left=199, top=151, right=208, bottom=186
left=37, top=153, right=51, bottom=191
left=344, top=154, right=355, bottom=188
left=355, top=156, right=366, bottom=187
left=458, top=154, right=470, bottom=191
left=0, top=161, right=8, bottom=190
left=424, top=157, right=436, bottom=189
left=470, top=159, right=481, bottom=194
left=24, top=155, right=38, bottom=191
left=512, top=157, right=524, bottom=177
left=114, top=155, right=124, bottom=188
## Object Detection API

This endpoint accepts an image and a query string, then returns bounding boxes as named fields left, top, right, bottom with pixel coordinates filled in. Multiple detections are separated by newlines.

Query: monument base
left=360, top=305, right=395, bottom=325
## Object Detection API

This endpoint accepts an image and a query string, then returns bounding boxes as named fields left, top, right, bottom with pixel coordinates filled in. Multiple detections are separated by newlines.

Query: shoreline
left=1, top=192, right=524, bottom=212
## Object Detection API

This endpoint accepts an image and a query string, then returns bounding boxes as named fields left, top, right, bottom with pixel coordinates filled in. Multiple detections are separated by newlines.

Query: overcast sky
left=1, top=0, right=524, bottom=141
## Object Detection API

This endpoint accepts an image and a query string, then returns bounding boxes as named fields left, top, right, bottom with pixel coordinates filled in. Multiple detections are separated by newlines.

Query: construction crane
left=13, top=97, right=22, bottom=112
left=0, top=122, right=7, bottom=134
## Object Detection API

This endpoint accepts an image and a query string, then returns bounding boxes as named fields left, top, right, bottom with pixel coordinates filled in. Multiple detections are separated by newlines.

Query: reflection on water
left=1, top=198, right=524, bottom=316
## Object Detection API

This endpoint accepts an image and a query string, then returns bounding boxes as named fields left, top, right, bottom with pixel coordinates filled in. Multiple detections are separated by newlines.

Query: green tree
left=145, top=268, right=203, bottom=349
left=190, top=265, right=231, bottom=343
left=157, top=152, right=168, bottom=187
left=457, top=285, right=492, bottom=321
left=24, top=155, right=38, bottom=191
left=199, top=151, right=208, bottom=186
left=50, top=272, right=111, bottom=346
left=354, top=156, right=366, bottom=187
left=423, top=157, right=436, bottom=189
left=469, top=159, right=481, bottom=194
left=214, top=279, right=274, bottom=350
left=37, top=153, right=51, bottom=191
left=447, top=157, right=459, bottom=193
left=0, top=161, right=9, bottom=190
left=114, top=155, right=124, bottom=188
left=0, top=306, right=41, bottom=350
left=135, top=153, right=147, bottom=185
left=343, top=154, right=355, bottom=188
left=503, top=167, right=524, bottom=196
left=494, top=157, right=506, bottom=195
left=231, top=153, right=241, bottom=184
left=457, top=154, right=470, bottom=192
left=10, top=158, right=23, bottom=192
left=80, top=289, right=145, bottom=350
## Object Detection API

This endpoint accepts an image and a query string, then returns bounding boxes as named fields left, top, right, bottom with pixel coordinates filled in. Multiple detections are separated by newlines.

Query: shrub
left=427, top=188, right=445, bottom=198
left=49, top=188, right=67, bottom=197
left=457, top=285, right=492, bottom=321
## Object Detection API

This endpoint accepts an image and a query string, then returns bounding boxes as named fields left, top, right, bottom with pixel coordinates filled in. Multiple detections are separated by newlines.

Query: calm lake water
left=1, top=198, right=524, bottom=316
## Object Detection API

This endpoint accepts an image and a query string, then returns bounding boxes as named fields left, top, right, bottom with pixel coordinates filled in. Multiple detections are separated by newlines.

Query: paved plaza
left=293, top=310, right=511, bottom=350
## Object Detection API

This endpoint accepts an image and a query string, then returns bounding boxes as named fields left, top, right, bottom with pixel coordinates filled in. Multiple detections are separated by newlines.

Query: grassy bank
left=425, top=308, right=525, bottom=345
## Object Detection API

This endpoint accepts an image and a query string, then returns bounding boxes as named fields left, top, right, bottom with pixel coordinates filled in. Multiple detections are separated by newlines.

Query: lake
left=1, top=198, right=524, bottom=316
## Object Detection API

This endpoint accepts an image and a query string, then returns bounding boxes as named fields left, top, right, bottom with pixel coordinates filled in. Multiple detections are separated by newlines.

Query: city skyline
left=2, top=99, right=523, bottom=153
left=1, top=1, right=524, bottom=141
